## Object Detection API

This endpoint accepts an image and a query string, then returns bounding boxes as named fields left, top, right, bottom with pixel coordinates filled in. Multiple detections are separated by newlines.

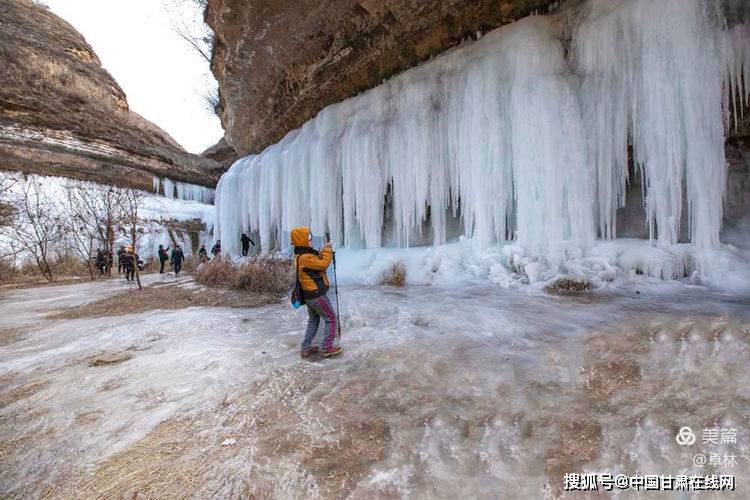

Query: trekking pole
left=325, top=231, right=342, bottom=338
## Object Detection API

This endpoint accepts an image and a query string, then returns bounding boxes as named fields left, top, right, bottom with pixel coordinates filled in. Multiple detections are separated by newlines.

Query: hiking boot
left=300, top=346, right=318, bottom=358
left=322, top=346, right=343, bottom=358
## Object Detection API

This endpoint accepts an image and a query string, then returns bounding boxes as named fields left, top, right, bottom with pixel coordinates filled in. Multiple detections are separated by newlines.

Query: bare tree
left=96, top=184, right=129, bottom=276
left=0, top=171, right=17, bottom=228
left=164, top=0, right=213, bottom=63
left=5, top=178, right=63, bottom=282
left=124, top=187, right=145, bottom=290
left=61, top=181, right=109, bottom=280
left=60, top=181, right=131, bottom=279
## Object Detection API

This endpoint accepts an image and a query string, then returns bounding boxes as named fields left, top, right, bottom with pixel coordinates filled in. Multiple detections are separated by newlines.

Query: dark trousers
left=174, top=262, right=182, bottom=276
left=159, top=259, right=167, bottom=273
left=242, top=246, right=249, bottom=256
left=125, top=268, right=135, bottom=281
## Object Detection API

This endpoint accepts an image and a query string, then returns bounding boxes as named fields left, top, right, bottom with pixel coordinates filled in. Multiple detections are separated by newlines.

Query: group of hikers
left=157, top=244, right=185, bottom=275
left=103, top=245, right=142, bottom=282
left=94, top=248, right=112, bottom=275
left=94, top=246, right=139, bottom=281
left=155, top=238, right=229, bottom=276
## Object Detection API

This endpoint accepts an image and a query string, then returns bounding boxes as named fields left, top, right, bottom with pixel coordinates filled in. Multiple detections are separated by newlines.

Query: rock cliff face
left=0, top=0, right=222, bottom=191
left=206, top=0, right=561, bottom=155
left=201, top=137, right=239, bottom=169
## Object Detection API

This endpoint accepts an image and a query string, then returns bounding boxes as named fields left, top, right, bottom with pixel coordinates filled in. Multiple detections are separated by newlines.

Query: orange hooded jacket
left=291, top=226, right=332, bottom=299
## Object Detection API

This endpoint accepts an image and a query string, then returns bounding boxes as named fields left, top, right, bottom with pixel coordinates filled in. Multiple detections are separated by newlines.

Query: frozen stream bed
left=0, top=277, right=749, bottom=498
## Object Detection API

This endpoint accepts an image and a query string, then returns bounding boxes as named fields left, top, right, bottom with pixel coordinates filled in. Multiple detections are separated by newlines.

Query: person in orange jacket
left=291, top=226, right=342, bottom=358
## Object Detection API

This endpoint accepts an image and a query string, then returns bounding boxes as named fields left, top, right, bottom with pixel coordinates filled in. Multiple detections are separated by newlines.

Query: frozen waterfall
left=215, top=0, right=749, bottom=271
left=153, top=176, right=215, bottom=204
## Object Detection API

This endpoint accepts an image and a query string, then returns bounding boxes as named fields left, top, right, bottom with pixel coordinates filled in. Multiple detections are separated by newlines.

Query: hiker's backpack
left=291, top=255, right=305, bottom=309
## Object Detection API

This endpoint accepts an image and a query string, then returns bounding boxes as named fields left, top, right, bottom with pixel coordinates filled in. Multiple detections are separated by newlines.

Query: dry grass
left=0, top=380, right=49, bottom=410
left=381, top=261, right=406, bottom=287
left=543, top=275, right=592, bottom=294
left=44, top=418, right=202, bottom=499
left=74, top=409, right=104, bottom=425
left=48, top=280, right=279, bottom=320
left=53, top=254, right=91, bottom=278
left=194, top=257, right=233, bottom=287
left=87, top=352, right=133, bottom=367
left=0, top=327, right=26, bottom=346
left=0, top=258, right=18, bottom=285
left=196, top=256, right=293, bottom=295
left=0, top=255, right=93, bottom=290
left=179, top=256, right=201, bottom=275
left=46, top=367, right=393, bottom=499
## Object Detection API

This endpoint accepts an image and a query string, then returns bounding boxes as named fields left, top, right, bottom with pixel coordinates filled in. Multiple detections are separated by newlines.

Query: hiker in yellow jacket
left=291, top=226, right=342, bottom=358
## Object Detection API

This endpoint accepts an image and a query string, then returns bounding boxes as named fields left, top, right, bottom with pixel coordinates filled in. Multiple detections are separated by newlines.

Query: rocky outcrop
left=0, top=0, right=222, bottom=191
left=206, top=0, right=561, bottom=156
left=202, top=137, right=239, bottom=169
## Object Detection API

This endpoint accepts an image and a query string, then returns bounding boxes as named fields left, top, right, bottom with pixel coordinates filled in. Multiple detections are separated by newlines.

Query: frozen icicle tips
left=153, top=176, right=215, bottom=204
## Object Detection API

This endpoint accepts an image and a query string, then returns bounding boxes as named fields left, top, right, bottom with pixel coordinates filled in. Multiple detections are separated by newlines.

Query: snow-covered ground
left=1, top=275, right=748, bottom=497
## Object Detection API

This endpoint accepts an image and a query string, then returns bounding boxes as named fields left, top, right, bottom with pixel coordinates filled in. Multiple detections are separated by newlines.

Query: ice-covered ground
left=1, top=275, right=748, bottom=498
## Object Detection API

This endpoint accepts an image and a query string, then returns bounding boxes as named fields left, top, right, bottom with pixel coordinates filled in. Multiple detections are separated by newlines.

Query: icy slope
left=215, top=0, right=750, bottom=279
left=1, top=278, right=749, bottom=497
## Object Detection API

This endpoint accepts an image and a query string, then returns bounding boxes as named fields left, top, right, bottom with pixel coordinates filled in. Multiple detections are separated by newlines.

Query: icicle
left=726, top=22, right=750, bottom=128
left=575, top=0, right=729, bottom=250
left=163, top=178, right=175, bottom=199
left=214, top=0, right=734, bottom=268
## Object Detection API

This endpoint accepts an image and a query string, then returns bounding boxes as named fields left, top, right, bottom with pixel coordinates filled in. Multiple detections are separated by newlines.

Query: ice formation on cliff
left=215, top=0, right=750, bottom=274
left=153, top=176, right=215, bottom=204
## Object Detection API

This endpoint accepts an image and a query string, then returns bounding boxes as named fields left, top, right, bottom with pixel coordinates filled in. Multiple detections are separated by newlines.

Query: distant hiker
left=291, top=226, right=342, bottom=359
left=240, top=233, right=255, bottom=256
left=116, top=246, right=126, bottom=274
left=171, top=245, right=185, bottom=276
left=158, top=244, right=170, bottom=274
left=95, top=249, right=106, bottom=275
left=122, top=246, right=137, bottom=282
left=211, top=240, right=222, bottom=258
left=198, top=244, right=209, bottom=263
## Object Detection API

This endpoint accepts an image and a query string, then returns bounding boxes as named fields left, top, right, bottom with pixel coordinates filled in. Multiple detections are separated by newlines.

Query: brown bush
left=544, top=275, right=592, bottom=294
left=195, top=256, right=293, bottom=296
left=381, top=261, right=406, bottom=287
left=194, top=257, right=234, bottom=287
left=180, top=256, right=201, bottom=275
left=53, top=254, right=90, bottom=277
left=0, top=258, right=17, bottom=285
left=233, top=257, right=293, bottom=294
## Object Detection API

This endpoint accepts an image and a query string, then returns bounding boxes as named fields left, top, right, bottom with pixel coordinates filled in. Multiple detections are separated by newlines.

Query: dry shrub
left=544, top=275, right=592, bottom=294
left=381, top=261, right=406, bottom=287
left=52, top=254, right=90, bottom=277
left=0, top=258, right=17, bottom=285
left=196, top=256, right=293, bottom=296
left=232, top=257, right=292, bottom=294
left=88, top=352, right=134, bottom=367
left=180, top=256, right=201, bottom=274
left=194, top=257, right=234, bottom=287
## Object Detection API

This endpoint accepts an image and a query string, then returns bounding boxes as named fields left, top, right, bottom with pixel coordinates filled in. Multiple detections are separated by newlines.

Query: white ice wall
left=215, top=0, right=750, bottom=266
